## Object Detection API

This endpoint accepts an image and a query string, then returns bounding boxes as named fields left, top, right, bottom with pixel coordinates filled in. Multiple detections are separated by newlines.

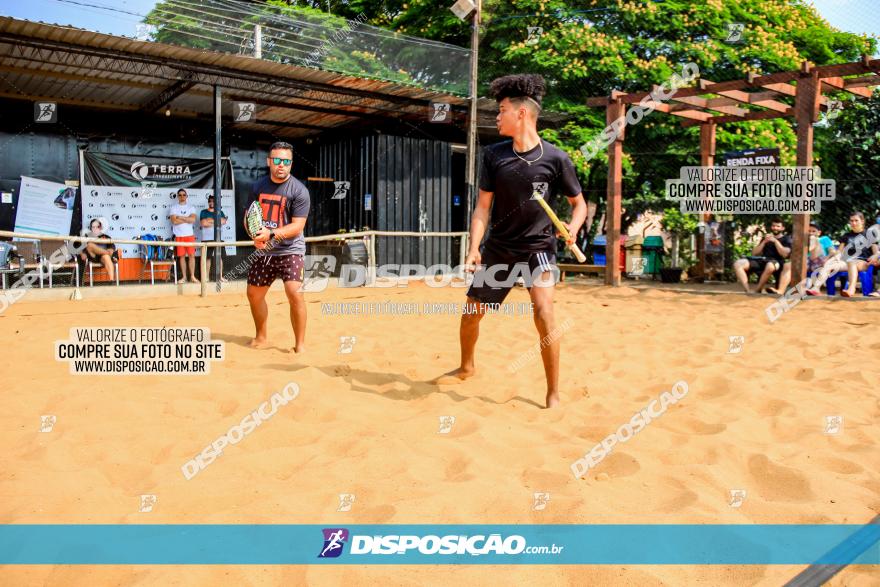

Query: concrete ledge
left=6, top=274, right=466, bottom=304
left=9, top=280, right=257, bottom=302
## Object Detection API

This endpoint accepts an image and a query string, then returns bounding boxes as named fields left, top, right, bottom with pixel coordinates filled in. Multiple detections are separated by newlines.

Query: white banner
left=79, top=186, right=236, bottom=259
left=14, top=176, right=74, bottom=237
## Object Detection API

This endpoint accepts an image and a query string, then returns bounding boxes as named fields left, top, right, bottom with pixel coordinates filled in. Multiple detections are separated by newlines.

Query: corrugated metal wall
left=306, top=136, right=374, bottom=237
left=376, top=135, right=452, bottom=267
left=312, top=134, right=453, bottom=267
left=0, top=101, right=457, bottom=269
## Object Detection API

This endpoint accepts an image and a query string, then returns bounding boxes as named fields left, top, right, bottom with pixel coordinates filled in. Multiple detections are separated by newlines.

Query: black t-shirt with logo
left=760, top=233, right=792, bottom=264
left=479, top=139, right=582, bottom=254
left=249, top=175, right=310, bottom=256
left=838, top=230, right=869, bottom=260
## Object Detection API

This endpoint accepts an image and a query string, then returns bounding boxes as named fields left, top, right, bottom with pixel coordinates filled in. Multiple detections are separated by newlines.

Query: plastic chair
left=44, top=240, right=81, bottom=288
left=137, top=234, right=177, bottom=285
left=0, top=242, right=25, bottom=289
left=825, top=265, right=874, bottom=296
left=87, top=249, right=120, bottom=287
left=12, top=240, right=44, bottom=288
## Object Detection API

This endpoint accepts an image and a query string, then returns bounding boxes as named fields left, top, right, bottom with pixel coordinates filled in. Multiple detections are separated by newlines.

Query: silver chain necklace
left=512, top=140, right=544, bottom=166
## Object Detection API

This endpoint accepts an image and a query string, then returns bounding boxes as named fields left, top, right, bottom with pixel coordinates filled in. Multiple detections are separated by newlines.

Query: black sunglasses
left=271, top=157, right=292, bottom=166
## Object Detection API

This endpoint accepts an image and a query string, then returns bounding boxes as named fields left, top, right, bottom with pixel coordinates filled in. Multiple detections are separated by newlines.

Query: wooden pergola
left=586, top=56, right=880, bottom=287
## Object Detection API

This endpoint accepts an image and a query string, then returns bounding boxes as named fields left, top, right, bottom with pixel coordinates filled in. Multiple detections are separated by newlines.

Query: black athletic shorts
left=247, top=254, right=304, bottom=286
left=85, top=248, right=116, bottom=264
left=746, top=256, right=780, bottom=274
left=466, top=242, right=557, bottom=305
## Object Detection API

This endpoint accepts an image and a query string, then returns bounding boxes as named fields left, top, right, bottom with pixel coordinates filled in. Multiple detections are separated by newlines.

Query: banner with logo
left=13, top=176, right=75, bottom=237
left=80, top=151, right=236, bottom=258
left=0, top=524, right=877, bottom=564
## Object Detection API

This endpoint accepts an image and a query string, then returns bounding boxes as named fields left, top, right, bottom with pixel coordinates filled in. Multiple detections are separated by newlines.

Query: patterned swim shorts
left=247, top=254, right=304, bottom=286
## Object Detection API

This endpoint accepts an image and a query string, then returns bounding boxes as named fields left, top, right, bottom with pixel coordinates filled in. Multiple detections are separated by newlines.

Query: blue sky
left=0, top=0, right=156, bottom=37
left=0, top=0, right=877, bottom=52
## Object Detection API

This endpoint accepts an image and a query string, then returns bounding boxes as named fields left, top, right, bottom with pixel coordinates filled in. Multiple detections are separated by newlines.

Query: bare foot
left=177, top=278, right=186, bottom=284
left=545, top=391, right=560, bottom=408
left=291, top=345, right=305, bottom=354
left=189, top=278, right=198, bottom=283
left=433, top=367, right=475, bottom=385
left=248, top=338, right=269, bottom=349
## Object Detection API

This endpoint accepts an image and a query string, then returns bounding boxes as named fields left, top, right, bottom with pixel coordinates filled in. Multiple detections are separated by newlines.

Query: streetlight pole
left=464, top=0, right=481, bottom=217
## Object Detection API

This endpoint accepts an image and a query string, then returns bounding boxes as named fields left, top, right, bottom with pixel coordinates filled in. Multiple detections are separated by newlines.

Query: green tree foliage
left=388, top=0, right=876, bottom=232
left=145, top=1, right=878, bottom=237
left=142, top=0, right=465, bottom=90
left=813, top=90, right=880, bottom=235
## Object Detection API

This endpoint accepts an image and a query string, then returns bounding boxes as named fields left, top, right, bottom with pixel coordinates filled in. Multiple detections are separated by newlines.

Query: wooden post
left=367, top=233, right=377, bottom=285
left=605, top=97, right=625, bottom=286
left=459, top=232, right=467, bottom=269
left=695, top=122, right=716, bottom=280
left=199, top=244, right=208, bottom=297
left=793, top=63, right=821, bottom=285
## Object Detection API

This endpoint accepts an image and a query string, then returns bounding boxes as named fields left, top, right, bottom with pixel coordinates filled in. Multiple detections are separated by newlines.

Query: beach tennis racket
left=244, top=201, right=266, bottom=249
left=532, top=194, right=587, bottom=263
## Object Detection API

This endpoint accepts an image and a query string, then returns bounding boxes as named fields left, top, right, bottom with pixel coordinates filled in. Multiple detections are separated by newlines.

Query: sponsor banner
left=80, top=152, right=236, bottom=258
left=0, top=524, right=877, bottom=564
left=13, top=176, right=75, bottom=236
left=82, top=152, right=233, bottom=189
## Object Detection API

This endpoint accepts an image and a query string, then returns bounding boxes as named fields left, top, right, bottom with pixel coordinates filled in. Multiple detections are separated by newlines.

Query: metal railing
left=0, top=230, right=470, bottom=297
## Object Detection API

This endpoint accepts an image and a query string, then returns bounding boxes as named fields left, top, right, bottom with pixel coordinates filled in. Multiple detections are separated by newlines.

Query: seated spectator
left=733, top=218, right=791, bottom=294
left=80, top=218, right=116, bottom=281
left=837, top=212, right=880, bottom=297
left=804, top=221, right=846, bottom=296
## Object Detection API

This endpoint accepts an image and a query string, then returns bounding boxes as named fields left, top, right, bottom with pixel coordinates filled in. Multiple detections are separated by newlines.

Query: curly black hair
left=488, top=74, right=545, bottom=107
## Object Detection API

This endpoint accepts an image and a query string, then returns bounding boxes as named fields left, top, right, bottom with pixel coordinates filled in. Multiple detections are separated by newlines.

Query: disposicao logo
left=319, top=532, right=531, bottom=556
left=318, top=528, right=349, bottom=558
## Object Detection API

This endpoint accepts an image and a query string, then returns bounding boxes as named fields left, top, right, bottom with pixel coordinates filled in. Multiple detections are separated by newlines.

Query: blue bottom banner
left=0, top=524, right=878, bottom=565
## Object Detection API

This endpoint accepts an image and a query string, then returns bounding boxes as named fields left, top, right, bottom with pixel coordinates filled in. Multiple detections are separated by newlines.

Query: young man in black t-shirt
left=435, top=74, right=587, bottom=408
left=246, top=141, right=311, bottom=352
left=733, top=218, right=791, bottom=294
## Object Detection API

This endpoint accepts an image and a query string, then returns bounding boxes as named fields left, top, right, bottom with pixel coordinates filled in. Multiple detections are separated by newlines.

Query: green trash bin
left=641, top=236, right=665, bottom=276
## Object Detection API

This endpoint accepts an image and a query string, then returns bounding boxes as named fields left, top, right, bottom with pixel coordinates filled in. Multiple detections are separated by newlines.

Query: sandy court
left=1, top=280, right=879, bottom=585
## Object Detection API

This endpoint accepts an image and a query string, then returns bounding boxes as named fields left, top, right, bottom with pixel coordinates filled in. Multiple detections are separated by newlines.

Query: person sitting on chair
left=733, top=218, right=791, bottom=294
left=803, top=221, right=845, bottom=296
left=81, top=218, right=116, bottom=282
left=837, top=212, right=880, bottom=298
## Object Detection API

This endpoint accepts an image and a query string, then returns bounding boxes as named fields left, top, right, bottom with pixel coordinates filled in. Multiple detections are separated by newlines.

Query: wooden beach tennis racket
left=244, top=200, right=266, bottom=249
left=532, top=194, right=587, bottom=263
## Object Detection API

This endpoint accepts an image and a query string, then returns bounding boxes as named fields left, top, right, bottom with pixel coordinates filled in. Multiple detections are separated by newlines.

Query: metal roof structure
left=0, top=16, right=474, bottom=138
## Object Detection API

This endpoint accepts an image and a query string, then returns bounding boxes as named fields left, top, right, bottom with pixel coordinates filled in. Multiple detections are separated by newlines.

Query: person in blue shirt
left=804, top=221, right=846, bottom=296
